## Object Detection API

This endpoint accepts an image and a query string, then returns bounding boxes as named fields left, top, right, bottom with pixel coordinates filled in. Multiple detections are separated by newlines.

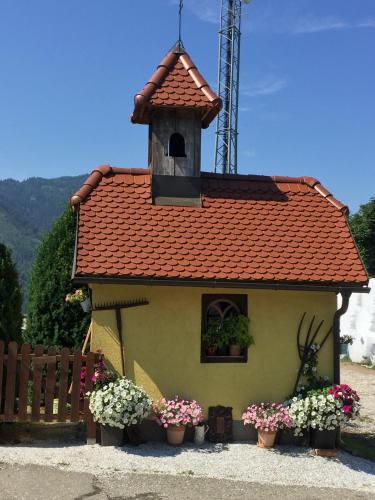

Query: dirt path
left=341, top=361, right=375, bottom=440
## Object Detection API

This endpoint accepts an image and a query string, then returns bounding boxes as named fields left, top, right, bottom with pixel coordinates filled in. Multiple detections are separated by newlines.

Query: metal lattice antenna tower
left=214, top=0, right=247, bottom=174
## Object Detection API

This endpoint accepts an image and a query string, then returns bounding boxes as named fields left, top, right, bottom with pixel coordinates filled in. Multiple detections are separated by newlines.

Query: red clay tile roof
left=131, top=43, right=222, bottom=128
left=71, top=167, right=368, bottom=289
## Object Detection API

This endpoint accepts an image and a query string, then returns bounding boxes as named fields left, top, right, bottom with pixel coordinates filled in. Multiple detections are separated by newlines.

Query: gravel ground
left=341, top=362, right=375, bottom=440
left=1, top=441, right=375, bottom=494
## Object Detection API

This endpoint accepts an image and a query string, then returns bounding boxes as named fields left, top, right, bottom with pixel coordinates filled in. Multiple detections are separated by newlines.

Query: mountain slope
left=0, top=174, right=87, bottom=307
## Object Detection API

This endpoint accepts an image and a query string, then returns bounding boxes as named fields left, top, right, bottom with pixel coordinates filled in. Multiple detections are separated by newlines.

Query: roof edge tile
left=70, top=166, right=150, bottom=207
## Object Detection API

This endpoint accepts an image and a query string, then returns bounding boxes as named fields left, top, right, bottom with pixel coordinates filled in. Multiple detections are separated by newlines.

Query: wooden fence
left=0, top=341, right=100, bottom=440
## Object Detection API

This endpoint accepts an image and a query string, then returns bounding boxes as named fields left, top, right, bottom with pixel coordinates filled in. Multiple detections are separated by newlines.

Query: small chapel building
left=70, top=42, right=368, bottom=438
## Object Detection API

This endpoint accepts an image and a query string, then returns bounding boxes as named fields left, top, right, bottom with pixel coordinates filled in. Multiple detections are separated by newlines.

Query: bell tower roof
left=131, top=42, right=222, bottom=129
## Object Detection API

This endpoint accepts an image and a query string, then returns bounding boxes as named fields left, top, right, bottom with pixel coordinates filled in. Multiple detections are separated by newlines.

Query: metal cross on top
left=178, top=0, right=184, bottom=43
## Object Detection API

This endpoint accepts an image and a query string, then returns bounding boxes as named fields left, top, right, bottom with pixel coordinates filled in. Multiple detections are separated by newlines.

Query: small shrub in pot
left=89, top=377, right=153, bottom=446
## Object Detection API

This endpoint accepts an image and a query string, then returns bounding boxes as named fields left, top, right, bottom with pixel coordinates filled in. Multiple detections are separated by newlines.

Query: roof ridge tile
left=131, top=44, right=222, bottom=128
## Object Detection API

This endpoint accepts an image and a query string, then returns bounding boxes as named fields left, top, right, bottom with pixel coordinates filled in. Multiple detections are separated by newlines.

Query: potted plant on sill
left=288, top=384, right=360, bottom=452
left=242, top=402, right=293, bottom=448
left=153, top=396, right=204, bottom=445
left=65, top=288, right=91, bottom=312
left=202, top=319, right=226, bottom=356
left=89, top=376, right=153, bottom=446
left=223, top=314, right=253, bottom=356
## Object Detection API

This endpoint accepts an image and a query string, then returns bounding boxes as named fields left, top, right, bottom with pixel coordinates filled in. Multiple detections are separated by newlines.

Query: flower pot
left=166, top=426, right=186, bottom=445
left=257, top=429, right=277, bottom=448
left=206, top=346, right=217, bottom=356
left=310, top=428, right=337, bottom=450
left=229, top=344, right=241, bottom=356
left=100, top=424, right=124, bottom=446
left=80, top=297, right=91, bottom=313
left=194, top=424, right=208, bottom=445
left=340, top=344, right=349, bottom=356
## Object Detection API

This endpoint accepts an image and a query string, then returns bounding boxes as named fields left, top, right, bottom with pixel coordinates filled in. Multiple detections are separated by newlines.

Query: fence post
left=84, top=352, right=97, bottom=444
left=4, top=341, right=18, bottom=421
left=44, top=346, right=57, bottom=422
left=18, top=344, right=31, bottom=421
left=31, top=345, right=44, bottom=421
left=70, top=352, right=82, bottom=422
left=57, top=347, right=70, bottom=422
left=0, top=341, right=4, bottom=414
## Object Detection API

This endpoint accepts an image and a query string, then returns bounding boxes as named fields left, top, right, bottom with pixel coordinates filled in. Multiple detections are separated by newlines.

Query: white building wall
left=340, top=278, right=375, bottom=363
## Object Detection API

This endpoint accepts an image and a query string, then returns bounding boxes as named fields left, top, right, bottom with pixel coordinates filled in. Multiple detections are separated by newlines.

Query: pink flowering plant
left=242, top=402, right=294, bottom=432
left=328, top=384, right=360, bottom=419
left=80, top=358, right=116, bottom=399
left=153, top=396, right=204, bottom=428
left=288, top=384, right=360, bottom=436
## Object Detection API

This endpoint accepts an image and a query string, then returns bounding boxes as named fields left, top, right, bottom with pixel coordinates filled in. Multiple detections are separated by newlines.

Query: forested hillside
left=0, top=174, right=87, bottom=308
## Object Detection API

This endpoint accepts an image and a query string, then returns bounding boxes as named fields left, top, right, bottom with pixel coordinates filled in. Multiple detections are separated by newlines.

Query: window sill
left=201, top=355, right=247, bottom=364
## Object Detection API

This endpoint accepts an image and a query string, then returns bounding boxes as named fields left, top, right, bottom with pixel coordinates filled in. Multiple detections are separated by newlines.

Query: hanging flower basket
left=65, top=289, right=91, bottom=312
left=80, top=297, right=92, bottom=313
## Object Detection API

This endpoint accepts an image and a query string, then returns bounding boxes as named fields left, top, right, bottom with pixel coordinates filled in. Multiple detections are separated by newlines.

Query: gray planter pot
left=80, top=297, right=91, bottom=313
left=100, top=425, right=124, bottom=446
left=310, top=428, right=337, bottom=449
left=340, top=343, right=349, bottom=356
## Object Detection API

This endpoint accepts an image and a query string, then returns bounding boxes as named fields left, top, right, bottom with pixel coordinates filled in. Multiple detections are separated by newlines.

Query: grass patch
left=341, top=434, right=375, bottom=463
left=340, top=356, right=351, bottom=363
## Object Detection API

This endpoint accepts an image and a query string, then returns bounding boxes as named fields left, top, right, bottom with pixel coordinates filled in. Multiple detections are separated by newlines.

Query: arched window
left=168, top=133, right=186, bottom=157
left=206, top=299, right=240, bottom=327
left=201, top=294, right=248, bottom=363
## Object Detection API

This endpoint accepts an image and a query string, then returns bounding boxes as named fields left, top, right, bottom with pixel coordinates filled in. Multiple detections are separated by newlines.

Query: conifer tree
left=25, top=206, right=90, bottom=350
left=0, top=243, right=23, bottom=343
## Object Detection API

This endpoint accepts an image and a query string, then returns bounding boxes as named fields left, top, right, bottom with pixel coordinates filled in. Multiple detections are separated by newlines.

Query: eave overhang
left=73, top=275, right=370, bottom=294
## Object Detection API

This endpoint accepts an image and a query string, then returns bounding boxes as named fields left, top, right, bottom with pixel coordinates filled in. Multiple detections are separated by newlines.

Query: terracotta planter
left=167, top=426, right=186, bottom=445
left=206, top=346, right=217, bottom=356
left=229, top=344, right=241, bottom=356
left=310, top=428, right=337, bottom=450
left=100, top=424, right=124, bottom=446
left=257, top=429, right=277, bottom=448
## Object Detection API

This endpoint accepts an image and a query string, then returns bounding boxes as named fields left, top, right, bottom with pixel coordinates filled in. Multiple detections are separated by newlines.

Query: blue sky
left=0, top=0, right=374, bottom=212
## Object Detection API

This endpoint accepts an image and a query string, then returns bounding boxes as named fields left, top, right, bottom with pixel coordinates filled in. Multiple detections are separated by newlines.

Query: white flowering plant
left=288, top=386, right=360, bottom=436
left=88, top=377, right=153, bottom=429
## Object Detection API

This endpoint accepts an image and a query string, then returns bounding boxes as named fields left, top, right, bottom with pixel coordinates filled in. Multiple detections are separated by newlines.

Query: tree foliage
left=0, top=242, right=22, bottom=343
left=25, top=206, right=90, bottom=350
left=0, top=174, right=87, bottom=309
left=350, top=198, right=375, bottom=277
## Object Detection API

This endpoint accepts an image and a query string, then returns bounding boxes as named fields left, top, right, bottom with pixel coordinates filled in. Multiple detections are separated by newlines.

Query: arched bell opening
left=167, top=133, right=186, bottom=157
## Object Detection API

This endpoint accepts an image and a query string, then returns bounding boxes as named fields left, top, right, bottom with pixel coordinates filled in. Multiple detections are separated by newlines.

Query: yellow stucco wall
left=90, top=284, right=336, bottom=419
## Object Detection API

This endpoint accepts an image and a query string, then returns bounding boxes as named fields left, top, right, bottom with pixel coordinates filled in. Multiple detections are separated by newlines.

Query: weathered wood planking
left=44, top=346, right=56, bottom=422
left=84, top=351, right=97, bottom=440
left=18, top=343, right=31, bottom=421
left=0, top=342, right=99, bottom=443
left=0, top=341, right=4, bottom=414
left=4, top=342, right=18, bottom=421
left=57, top=347, right=70, bottom=422
left=70, top=351, right=82, bottom=422
left=31, top=345, right=44, bottom=421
